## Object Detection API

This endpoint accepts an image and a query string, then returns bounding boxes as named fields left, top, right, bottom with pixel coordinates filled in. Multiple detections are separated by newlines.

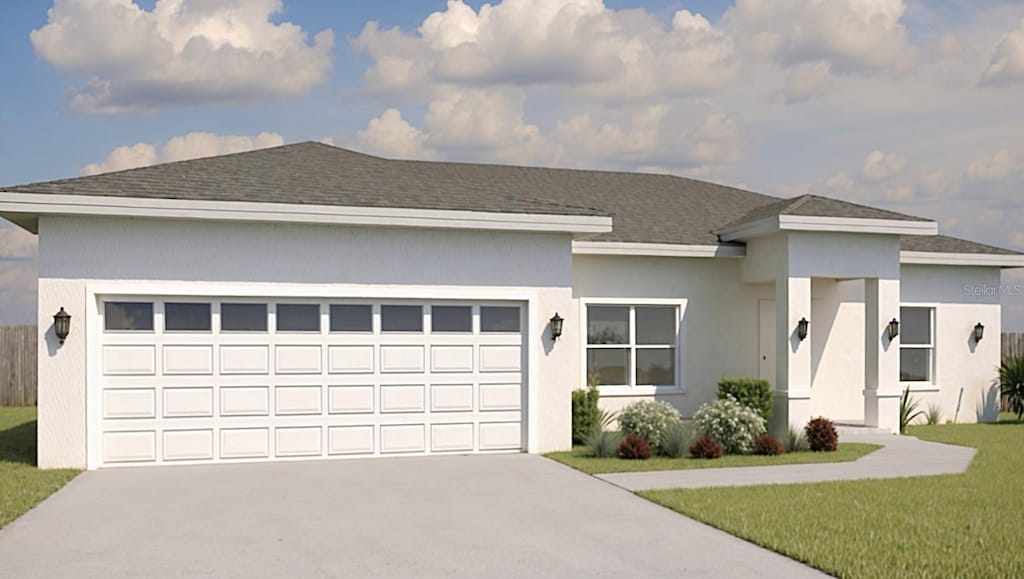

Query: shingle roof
left=2, top=141, right=1018, bottom=256
left=901, top=235, right=1021, bottom=255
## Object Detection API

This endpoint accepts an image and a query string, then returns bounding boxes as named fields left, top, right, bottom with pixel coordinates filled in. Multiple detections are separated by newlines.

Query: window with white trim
left=586, top=305, right=678, bottom=388
left=900, top=307, right=934, bottom=383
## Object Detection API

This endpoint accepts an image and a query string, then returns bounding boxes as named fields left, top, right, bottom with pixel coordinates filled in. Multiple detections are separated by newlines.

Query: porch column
left=773, top=275, right=812, bottom=433
left=864, top=277, right=901, bottom=432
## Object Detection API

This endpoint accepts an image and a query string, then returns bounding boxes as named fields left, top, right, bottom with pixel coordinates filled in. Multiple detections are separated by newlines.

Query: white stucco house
left=1, top=142, right=1021, bottom=470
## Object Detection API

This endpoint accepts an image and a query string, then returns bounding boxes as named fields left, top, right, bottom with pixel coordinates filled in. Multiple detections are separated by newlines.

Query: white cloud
left=861, top=150, right=907, bottom=181
left=356, top=109, right=434, bottom=160
left=353, top=0, right=736, bottom=102
left=981, top=18, right=1024, bottom=86
left=724, top=0, right=917, bottom=73
left=0, top=226, right=39, bottom=261
left=82, top=132, right=283, bottom=175
left=0, top=263, right=37, bottom=325
left=781, top=61, right=832, bottom=103
left=966, top=149, right=1020, bottom=182
left=31, top=0, right=334, bottom=113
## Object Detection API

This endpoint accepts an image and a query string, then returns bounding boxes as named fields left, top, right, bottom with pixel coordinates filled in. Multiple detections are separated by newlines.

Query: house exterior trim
left=572, top=241, right=746, bottom=258
left=900, top=251, right=1024, bottom=268
left=720, top=215, right=938, bottom=241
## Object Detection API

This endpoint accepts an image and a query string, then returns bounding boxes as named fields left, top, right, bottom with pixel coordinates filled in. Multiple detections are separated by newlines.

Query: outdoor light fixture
left=797, top=317, right=809, bottom=341
left=974, top=322, right=985, bottom=343
left=549, top=313, right=564, bottom=341
left=53, top=307, right=71, bottom=345
left=888, top=318, right=900, bottom=341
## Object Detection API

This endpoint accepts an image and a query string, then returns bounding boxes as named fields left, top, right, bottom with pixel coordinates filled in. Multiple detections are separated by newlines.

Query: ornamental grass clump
left=782, top=424, right=810, bottom=452
left=752, top=434, right=785, bottom=456
left=618, top=400, right=682, bottom=452
left=692, top=397, right=766, bottom=454
left=617, top=434, right=653, bottom=460
left=688, top=435, right=723, bottom=459
left=584, top=429, right=622, bottom=458
left=658, top=421, right=695, bottom=458
left=805, top=417, right=839, bottom=452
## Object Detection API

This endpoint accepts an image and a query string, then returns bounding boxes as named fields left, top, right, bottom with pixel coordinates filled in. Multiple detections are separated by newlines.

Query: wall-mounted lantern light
left=797, top=317, right=809, bottom=341
left=888, top=318, right=900, bottom=341
left=549, top=313, right=564, bottom=341
left=974, top=322, right=985, bottom=343
left=53, top=307, right=71, bottom=345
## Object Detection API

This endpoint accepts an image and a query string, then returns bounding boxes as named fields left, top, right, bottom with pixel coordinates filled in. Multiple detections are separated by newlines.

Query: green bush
left=659, top=421, right=695, bottom=458
left=692, top=397, right=766, bottom=454
left=618, top=400, right=682, bottom=451
left=999, top=355, right=1024, bottom=421
left=717, top=377, right=773, bottom=422
left=571, top=373, right=601, bottom=444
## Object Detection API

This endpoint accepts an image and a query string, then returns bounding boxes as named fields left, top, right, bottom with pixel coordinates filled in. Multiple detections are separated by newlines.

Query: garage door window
left=481, top=307, right=520, bottom=333
left=330, top=305, right=372, bottom=332
left=221, top=303, right=268, bottom=332
left=104, top=302, right=154, bottom=332
left=276, top=304, right=321, bottom=332
left=432, top=306, right=472, bottom=333
left=382, top=305, right=423, bottom=332
left=164, top=303, right=211, bottom=332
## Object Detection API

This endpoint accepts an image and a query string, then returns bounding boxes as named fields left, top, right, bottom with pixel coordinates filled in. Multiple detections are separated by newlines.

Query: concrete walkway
left=598, top=434, right=976, bottom=491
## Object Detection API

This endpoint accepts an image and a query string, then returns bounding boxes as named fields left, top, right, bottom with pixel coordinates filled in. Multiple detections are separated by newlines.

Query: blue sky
left=1, top=0, right=1023, bottom=327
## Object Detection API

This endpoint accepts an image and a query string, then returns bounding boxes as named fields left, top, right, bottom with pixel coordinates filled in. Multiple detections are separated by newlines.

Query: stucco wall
left=37, top=216, right=579, bottom=468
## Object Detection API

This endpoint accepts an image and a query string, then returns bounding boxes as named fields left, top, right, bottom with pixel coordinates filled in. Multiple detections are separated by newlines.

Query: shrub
left=752, top=434, right=785, bottom=456
left=805, top=417, right=838, bottom=452
left=999, top=355, right=1024, bottom=421
left=782, top=424, right=810, bottom=452
left=717, top=377, right=773, bottom=422
left=618, top=400, right=682, bottom=451
left=900, top=386, right=925, bottom=434
left=659, top=421, right=695, bottom=458
left=571, top=374, right=601, bottom=444
left=584, top=429, right=622, bottom=458
left=925, top=403, right=942, bottom=426
left=617, top=434, right=653, bottom=459
left=688, top=435, right=724, bottom=459
left=692, top=397, right=766, bottom=454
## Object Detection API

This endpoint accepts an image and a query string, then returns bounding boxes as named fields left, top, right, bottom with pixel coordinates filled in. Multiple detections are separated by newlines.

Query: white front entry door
left=95, top=298, right=525, bottom=467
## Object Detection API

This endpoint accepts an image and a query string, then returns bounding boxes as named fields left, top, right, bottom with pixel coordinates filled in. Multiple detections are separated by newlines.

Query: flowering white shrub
left=618, top=400, right=682, bottom=449
left=692, top=397, right=766, bottom=454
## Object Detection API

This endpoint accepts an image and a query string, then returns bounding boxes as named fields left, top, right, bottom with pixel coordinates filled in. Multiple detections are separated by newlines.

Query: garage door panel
left=103, top=431, right=156, bottom=462
left=275, top=426, right=322, bottom=457
left=328, top=345, right=374, bottom=374
left=479, top=422, right=522, bottom=450
left=163, top=387, right=214, bottom=418
left=328, top=385, right=374, bottom=414
left=220, top=428, right=269, bottom=459
left=430, top=384, right=474, bottom=412
left=103, top=388, right=156, bottom=419
left=220, top=345, right=269, bottom=374
left=380, top=346, right=425, bottom=373
left=103, top=345, right=156, bottom=376
left=380, top=384, right=425, bottom=413
left=328, top=425, right=374, bottom=455
left=479, top=384, right=522, bottom=411
left=220, top=386, right=270, bottom=416
left=275, top=386, right=323, bottom=415
left=431, top=423, right=473, bottom=452
left=380, top=424, right=426, bottom=453
left=275, top=345, right=322, bottom=374
left=163, top=429, right=213, bottom=461
left=479, top=346, right=522, bottom=372
left=162, top=345, right=214, bottom=375
left=430, top=346, right=474, bottom=373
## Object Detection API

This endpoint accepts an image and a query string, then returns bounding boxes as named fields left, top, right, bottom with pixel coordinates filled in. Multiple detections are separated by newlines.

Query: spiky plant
left=925, top=403, right=942, bottom=425
left=899, top=386, right=925, bottom=434
left=999, top=355, right=1024, bottom=421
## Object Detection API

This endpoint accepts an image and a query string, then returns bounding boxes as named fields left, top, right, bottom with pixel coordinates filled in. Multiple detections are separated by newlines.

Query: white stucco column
left=773, top=275, right=812, bottom=432
left=864, top=277, right=901, bottom=432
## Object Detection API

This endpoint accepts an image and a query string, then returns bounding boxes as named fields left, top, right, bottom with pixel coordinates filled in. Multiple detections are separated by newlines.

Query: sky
left=1, top=0, right=1023, bottom=328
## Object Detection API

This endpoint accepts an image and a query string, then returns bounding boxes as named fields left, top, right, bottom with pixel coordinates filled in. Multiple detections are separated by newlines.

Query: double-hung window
left=585, top=304, right=679, bottom=392
left=900, top=307, right=934, bottom=383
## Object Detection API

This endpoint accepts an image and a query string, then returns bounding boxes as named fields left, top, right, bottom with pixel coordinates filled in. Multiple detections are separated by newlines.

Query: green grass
left=640, top=419, right=1024, bottom=578
left=544, top=443, right=880, bottom=474
left=0, top=407, right=79, bottom=529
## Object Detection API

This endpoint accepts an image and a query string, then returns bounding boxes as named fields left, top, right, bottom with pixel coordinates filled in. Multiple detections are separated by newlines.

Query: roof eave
left=719, top=215, right=938, bottom=241
left=900, top=251, right=1024, bottom=268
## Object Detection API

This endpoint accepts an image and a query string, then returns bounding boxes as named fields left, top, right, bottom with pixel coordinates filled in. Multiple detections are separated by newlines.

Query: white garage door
left=96, top=298, right=525, bottom=466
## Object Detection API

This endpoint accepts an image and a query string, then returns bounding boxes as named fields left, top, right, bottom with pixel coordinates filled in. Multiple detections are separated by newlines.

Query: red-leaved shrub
left=753, top=434, right=785, bottom=456
left=805, top=417, right=838, bottom=452
left=618, top=433, right=653, bottom=459
left=688, top=435, right=724, bottom=459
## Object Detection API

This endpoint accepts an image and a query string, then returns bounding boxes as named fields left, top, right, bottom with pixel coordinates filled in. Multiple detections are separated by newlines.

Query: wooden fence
left=0, top=325, right=37, bottom=407
left=1003, top=332, right=1024, bottom=361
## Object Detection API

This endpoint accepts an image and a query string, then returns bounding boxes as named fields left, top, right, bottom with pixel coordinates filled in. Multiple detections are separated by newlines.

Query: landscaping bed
left=640, top=418, right=1024, bottom=578
left=0, top=407, right=79, bottom=529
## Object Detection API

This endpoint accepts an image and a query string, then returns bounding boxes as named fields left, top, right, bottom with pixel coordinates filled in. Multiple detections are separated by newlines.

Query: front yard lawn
left=544, top=443, right=880, bottom=474
left=0, top=407, right=79, bottom=529
left=641, top=419, right=1024, bottom=578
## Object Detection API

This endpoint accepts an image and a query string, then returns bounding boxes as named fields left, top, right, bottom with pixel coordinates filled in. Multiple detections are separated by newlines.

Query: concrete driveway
left=0, top=455, right=822, bottom=578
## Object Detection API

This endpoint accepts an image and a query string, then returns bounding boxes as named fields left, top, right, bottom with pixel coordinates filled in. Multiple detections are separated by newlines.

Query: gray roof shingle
left=900, top=235, right=1021, bottom=255
left=2, top=141, right=1018, bottom=256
